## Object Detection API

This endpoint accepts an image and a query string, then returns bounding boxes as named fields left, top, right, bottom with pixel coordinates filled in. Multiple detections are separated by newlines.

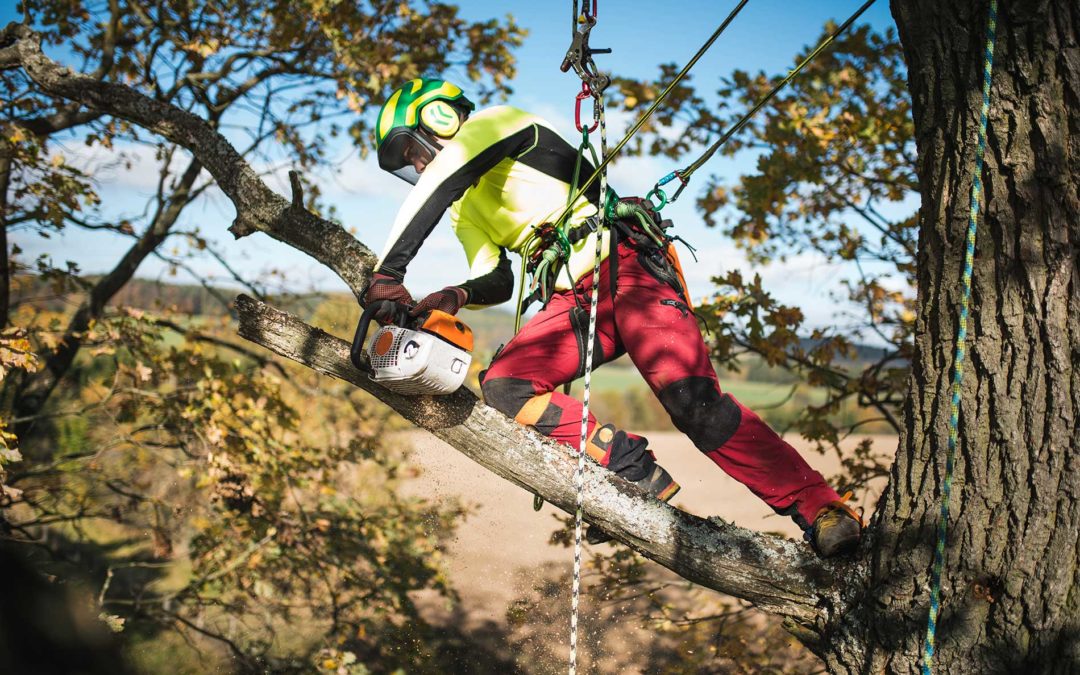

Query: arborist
left=363, top=77, right=862, bottom=557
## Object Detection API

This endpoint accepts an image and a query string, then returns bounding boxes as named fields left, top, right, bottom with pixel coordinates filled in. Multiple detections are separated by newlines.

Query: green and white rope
left=922, top=2, right=998, bottom=673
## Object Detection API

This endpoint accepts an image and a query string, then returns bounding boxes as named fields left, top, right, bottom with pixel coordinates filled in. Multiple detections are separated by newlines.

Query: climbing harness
left=607, top=197, right=692, bottom=301
left=514, top=125, right=605, bottom=333
left=922, top=2, right=998, bottom=673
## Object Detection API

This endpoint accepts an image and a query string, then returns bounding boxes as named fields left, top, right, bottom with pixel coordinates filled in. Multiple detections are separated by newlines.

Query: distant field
left=584, top=364, right=826, bottom=408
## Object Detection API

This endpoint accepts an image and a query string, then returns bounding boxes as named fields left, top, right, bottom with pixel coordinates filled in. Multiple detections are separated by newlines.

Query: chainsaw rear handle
left=351, top=300, right=411, bottom=372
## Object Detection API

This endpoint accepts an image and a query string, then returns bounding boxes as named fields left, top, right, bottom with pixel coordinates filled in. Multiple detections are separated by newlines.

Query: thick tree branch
left=234, top=294, right=849, bottom=625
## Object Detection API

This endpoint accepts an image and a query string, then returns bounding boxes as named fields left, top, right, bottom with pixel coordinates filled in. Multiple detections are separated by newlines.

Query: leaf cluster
left=2, top=298, right=474, bottom=670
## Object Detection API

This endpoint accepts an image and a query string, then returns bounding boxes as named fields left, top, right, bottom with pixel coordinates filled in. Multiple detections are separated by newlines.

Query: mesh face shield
left=377, top=128, right=440, bottom=185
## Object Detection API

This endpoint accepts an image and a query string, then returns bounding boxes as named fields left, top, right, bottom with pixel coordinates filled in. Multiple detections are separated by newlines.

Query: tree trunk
left=822, top=2, right=1080, bottom=672
left=0, top=151, right=11, bottom=329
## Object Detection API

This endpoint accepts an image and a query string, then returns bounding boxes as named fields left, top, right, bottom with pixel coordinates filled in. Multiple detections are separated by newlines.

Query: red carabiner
left=574, top=83, right=599, bottom=133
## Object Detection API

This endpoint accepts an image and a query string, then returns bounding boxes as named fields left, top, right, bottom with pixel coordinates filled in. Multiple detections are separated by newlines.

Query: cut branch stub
left=288, top=170, right=304, bottom=209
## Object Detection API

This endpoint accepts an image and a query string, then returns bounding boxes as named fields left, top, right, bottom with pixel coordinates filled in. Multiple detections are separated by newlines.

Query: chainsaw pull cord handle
left=350, top=300, right=411, bottom=372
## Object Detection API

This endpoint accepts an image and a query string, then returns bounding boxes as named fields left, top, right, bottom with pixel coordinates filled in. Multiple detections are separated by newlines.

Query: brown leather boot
left=810, top=492, right=863, bottom=557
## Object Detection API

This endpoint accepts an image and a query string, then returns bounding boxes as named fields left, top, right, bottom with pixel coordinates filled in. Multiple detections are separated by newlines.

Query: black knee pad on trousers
left=480, top=376, right=563, bottom=436
left=480, top=376, right=533, bottom=415
left=658, top=376, right=742, bottom=451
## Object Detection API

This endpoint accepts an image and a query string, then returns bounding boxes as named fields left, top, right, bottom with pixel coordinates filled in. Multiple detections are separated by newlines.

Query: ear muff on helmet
left=376, top=78, right=476, bottom=184
left=419, top=99, right=462, bottom=138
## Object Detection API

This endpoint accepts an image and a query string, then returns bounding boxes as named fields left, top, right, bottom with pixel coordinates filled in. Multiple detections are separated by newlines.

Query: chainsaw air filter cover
left=366, top=310, right=472, bottom=396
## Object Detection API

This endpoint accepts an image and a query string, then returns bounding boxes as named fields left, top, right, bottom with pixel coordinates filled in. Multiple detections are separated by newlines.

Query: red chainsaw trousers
left=480, top=239, right=840, bottom=527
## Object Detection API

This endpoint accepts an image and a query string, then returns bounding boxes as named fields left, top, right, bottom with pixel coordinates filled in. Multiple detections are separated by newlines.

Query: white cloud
left=55, top=138, right=194, bottom=194
left=311, top=151, right=412, bottom=201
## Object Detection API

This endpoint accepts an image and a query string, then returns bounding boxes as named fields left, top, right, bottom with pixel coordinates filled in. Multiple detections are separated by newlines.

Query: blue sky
left=8, top=0, right=904, bottom=331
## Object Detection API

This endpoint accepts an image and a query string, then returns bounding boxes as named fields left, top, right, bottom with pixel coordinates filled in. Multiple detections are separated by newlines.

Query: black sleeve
left=458, top=249, right=514, bottom=306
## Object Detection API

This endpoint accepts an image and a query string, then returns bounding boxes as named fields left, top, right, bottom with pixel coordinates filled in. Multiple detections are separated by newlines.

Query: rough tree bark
left=3, top=0, right=1078, bottom=670
left=819, top=1, right=1080, bottom=672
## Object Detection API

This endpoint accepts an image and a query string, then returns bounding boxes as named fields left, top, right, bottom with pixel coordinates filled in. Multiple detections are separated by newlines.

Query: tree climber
left=364, top=77, right=862, bottom=557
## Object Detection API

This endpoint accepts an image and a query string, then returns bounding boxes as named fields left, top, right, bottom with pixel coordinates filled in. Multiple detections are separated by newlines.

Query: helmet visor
left=378, top=129, right=439, bottom=185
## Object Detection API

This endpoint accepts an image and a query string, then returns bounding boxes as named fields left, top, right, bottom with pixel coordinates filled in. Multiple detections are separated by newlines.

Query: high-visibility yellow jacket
left=375, top=106, right=610, bottom=306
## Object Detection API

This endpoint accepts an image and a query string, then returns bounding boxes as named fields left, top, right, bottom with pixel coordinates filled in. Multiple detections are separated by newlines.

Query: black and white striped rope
left=568, top=96, right=608, bottom=675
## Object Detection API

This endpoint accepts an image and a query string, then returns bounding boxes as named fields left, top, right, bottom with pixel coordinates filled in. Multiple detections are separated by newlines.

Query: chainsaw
left=350, top=300, right=473, bottom=396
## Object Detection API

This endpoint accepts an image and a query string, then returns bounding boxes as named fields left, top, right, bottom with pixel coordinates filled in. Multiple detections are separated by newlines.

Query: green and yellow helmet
left=375, top=78, right=475, bottom=184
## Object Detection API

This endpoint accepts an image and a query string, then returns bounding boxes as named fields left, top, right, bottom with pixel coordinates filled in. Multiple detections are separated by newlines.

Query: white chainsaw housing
left=367, top=325, right=471, bottom=396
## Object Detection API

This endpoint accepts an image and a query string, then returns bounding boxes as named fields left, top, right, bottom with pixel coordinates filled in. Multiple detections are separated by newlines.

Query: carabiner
left=645, top=186, right=668, bottom=211
left=648, top=170, right=686, bottom=208
left=574, top=84, right=600, bottom=133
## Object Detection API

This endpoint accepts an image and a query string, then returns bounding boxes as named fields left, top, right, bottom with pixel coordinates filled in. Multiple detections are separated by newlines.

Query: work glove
left=362, top=272, right=414, bottom=322
left=410, top=286, right=469, bottom=317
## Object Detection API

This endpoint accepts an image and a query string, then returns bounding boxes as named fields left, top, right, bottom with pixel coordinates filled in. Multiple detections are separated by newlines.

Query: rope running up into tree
left=922, top=2, right=998, bottom=673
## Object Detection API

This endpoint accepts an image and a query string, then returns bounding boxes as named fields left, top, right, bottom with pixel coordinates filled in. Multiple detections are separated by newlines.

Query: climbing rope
left=568, top=98, right=606, bottom=675
left=565, top=4, right=609, bottom=672
left=664, top=0, right=878, bottom=203
left=922, top=2, right=998, bottom=673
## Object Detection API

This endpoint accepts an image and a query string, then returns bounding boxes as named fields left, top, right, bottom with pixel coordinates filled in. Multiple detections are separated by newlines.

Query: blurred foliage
left=1, top=296, right=473, bottom=671
left=610, top=24, right=912, bottom=490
